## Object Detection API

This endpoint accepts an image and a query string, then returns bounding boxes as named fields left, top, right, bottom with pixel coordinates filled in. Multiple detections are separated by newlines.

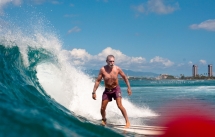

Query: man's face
left=107, top=57, right=115, bottom=68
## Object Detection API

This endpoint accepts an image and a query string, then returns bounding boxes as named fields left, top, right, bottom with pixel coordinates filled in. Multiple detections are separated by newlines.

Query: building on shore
left=156, top=74, right=169, bottom=80
left=192, top=65, right=198, bottom=77
left=161, top=74, right=168, bottom=79
left=208, top=64, right=213, bottom=77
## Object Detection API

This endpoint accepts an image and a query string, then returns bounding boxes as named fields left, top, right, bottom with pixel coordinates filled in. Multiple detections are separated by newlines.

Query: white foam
left=0, top=14, right=157, bottom=125
left=0, top=14, right=61, bottom=67
left=36, top=50, right=158, bottom=125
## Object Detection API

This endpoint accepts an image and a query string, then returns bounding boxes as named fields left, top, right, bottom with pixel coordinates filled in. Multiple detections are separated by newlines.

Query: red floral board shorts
left=102, top=85, right=122, bottom=101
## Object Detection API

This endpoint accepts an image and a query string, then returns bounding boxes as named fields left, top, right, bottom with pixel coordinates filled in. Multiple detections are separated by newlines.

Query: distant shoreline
left=123, top=76, right=215, bottom=80
left=93, top=76, right=215, bottom=80
left=125, top=74, right=215, bottom=80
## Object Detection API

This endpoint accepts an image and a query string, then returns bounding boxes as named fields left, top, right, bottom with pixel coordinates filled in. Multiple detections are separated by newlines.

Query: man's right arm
left=118, top=67, right=132, bottom=96
left=92, top=69, right=103, bottom=100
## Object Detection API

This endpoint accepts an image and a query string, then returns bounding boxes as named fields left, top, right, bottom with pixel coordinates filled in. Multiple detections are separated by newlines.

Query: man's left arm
left=118, top=67, right=132, bottom=95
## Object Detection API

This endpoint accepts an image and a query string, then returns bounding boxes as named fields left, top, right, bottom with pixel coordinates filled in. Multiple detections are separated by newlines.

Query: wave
left=0, top=18, right=156, bottom=136
left=0, top=44, right=126, bottom=136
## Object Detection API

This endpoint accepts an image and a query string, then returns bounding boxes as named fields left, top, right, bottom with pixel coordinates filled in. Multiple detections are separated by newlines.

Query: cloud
left=70, top=49, right=92, bottom=60
left=28, top=0, right=62, bottom=5
left=190, top=19, right=215, bottom=31
left=69, top=49, right=92, bottom=65
left=199, top=59, right=207, bottom=65
left=132, top=0, right=179, bottom=15
left=66, top=47, right=147, bottom=70
left=96, top=47, right=146, bottom=65
left=177, top=63, right=184, bottom=67
left=0, top=0, right=22, bottom=6
left=147, top=0, right=179, bottom=14
left=0, top=0, right=62, bottom=14
left=64, top=47, right=178, bottom=72
left=188, top=61, right=193, bottom=66
left=61, top=48, right=210, bottom=75
left=150, top=56, right=174, bottom=67
left=0, top=0, right=22, bottom=14
left=68, top=26, right=81, bottom=34
left=132, top=4, right=145, bottom=13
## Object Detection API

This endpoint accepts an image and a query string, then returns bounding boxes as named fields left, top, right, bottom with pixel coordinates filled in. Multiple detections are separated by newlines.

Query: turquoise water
left=1, top=45, right=215, bottom=137
left=0, top=45, right=125, bottom=137
left=1, top=14, right=215, bottom=137
left=120, top=80, right=215, bottom=126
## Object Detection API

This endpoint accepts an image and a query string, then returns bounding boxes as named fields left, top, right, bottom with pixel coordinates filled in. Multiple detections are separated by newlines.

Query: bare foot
left=124, top=122, right=130, bottom=128
left=101, top=118, right=106, bottom=126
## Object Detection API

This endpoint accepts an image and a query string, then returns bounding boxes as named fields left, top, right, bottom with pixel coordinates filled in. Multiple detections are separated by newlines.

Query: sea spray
left=36, top=50, right=158, bottom=125
left=0, top=8, right=157, bottom=130
left=0, top=19, right=124, bottom=137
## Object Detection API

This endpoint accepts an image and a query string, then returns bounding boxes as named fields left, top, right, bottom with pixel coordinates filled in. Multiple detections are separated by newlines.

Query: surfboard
left=107, top=124, right=166, bottom=136
left=89, top=119, right=166, bottom=136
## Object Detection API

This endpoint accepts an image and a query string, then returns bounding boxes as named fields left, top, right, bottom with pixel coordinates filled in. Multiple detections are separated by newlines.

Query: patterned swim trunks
left=102, top=85, right=122, bottom=101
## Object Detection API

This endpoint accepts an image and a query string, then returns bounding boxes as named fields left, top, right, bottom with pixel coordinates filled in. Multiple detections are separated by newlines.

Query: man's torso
left=101, top=65, right=119, bottom=89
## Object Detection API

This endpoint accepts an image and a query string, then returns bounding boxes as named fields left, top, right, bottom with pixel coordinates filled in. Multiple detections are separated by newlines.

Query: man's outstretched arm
left=118, top=67, right=132, bottom=95
left=92, top=69, right=103, bottom=100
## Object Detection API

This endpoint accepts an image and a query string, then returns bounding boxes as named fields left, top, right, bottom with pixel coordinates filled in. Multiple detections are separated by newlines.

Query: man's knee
left=101, top=106, right=106, bottom=111
left=117, top=104, right=124, bottom=110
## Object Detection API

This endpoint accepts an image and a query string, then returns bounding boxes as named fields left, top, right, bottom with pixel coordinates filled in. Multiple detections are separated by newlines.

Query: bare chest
left=103, top=70, right=118, bottom=80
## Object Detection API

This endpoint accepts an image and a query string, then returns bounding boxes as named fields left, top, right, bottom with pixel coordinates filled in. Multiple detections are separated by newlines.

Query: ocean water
left=0, top=16, right=156, bottom=136
left=121, top=80, right=215, bottom=126
left=1, top=14, right=215, bottom=137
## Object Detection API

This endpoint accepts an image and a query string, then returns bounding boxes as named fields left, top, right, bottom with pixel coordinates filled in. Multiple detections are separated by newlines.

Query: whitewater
left=1, top=4, right=215, bottom=136
left=0, top=11, right=157, bottom=137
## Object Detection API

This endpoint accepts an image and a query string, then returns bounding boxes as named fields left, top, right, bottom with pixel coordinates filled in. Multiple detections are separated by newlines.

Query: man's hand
left=127, top=88, right=132, bottom=96
left=92, top=93, right=96, bottom=100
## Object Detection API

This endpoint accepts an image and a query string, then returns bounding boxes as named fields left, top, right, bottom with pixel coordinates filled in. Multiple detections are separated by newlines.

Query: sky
left=0, top=0, right=215, bottom=76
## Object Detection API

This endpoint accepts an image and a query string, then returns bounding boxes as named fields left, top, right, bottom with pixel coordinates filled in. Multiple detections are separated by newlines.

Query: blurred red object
left=159, top=102, right=215, bottom=137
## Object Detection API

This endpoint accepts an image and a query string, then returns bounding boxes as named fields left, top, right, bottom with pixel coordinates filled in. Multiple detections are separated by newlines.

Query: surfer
left=92, top=55, right=132, bottom=128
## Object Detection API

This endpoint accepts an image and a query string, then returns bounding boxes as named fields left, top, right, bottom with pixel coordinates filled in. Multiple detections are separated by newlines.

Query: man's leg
left=101, top=99, right=109, bottom=125
left=116, top=97, right=130, bottom=128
